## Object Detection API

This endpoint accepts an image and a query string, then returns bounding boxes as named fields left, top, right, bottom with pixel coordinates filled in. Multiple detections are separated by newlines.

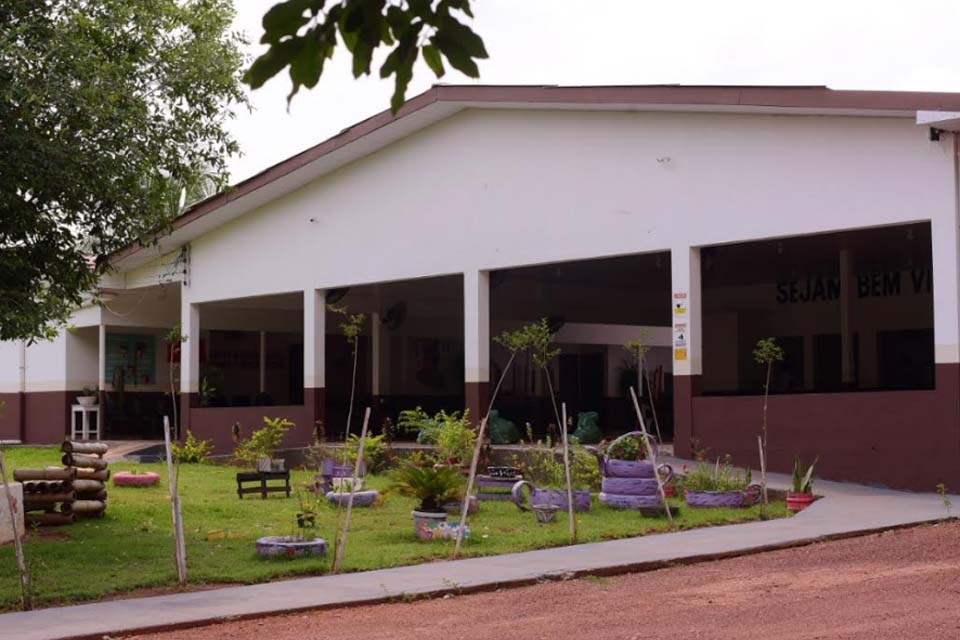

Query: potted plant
left=787, top=456, right=818, bottom=512
left=597, top=431, right=673, bottom=509
left=389, top=460, right=465, bottom=540
left=234, top=416, right=292, bottom=472
left=77, top=386, right=98, bottom=407
left=684, top=458, right=760, bottom=508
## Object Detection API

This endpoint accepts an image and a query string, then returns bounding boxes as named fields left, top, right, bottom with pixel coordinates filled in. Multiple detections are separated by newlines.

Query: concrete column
left=179, top=300, right=199, bottom=437
left=464, top=270, right=490, bottom=422
left=304, top=289, right=326, bottom=434
left=671, top=246, right=702, bottom=456
left=371, top=312, right=381, bottom=397
left=97, top=323, right=106, bottom=436
left=258, top=331, right=267, bottom=394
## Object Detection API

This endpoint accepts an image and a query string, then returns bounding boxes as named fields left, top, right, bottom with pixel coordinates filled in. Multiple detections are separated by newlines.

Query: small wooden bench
left=236, top=471, right=291, bottom=500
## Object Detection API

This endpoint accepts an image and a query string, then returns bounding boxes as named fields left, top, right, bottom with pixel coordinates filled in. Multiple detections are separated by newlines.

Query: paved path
left=1, top=468, right=954, bottom=640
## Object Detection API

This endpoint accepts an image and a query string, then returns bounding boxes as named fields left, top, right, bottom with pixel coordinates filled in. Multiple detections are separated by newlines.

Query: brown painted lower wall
left=465, top=382, right=490, bottom=425
left=188, top=403, right=314, bottom=454
left=689, top=363, right=960, bottom=491
left=0, top=392, right=23, bottom=440
left=22, top=391, right=73, bottom=444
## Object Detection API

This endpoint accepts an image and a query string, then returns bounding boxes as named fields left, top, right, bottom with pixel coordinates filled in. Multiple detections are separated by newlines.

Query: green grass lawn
left=0, top=446, right=788, bottom=610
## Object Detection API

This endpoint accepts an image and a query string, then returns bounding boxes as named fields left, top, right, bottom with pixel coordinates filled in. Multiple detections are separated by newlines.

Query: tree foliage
left=245, top=0, right=487, bottom=112
left=0, top=0, right=247, bottom=342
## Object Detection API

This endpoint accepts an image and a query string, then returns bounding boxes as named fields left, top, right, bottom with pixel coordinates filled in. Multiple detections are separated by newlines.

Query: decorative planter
left=76, top=396, right=98, bottom=407
left=443, top=495, right=479, bottom=515
left=601, top=477, right=662, bottom=495
left=532, top=503, right=559, bottom=523
left=786, top=492, right=816, bottom=512
left=511, top=481, right=591, bottom=512
left=412, top=510, right=469, bottom=541
left=325, top=489, right=379, bottom=507
left=487, top=466, right=520, bottom=479
left=256, top=457, right=272, bottom=472
left=113, top=471, right=160, bottom=487
left=256, top=535, right=326, bottom=558
left=599, top=492, right=663, bottom=509
left=685, top=485, right=761, bottom=508
left=270, top=459, right=285, bottom=472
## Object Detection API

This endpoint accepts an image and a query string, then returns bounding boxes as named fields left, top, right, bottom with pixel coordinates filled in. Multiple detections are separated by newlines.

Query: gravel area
left=130, top=521, right=960, bottom=640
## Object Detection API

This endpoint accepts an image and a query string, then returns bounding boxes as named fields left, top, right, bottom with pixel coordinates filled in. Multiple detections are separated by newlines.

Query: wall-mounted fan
left=383, top=301, right=407, bottom=330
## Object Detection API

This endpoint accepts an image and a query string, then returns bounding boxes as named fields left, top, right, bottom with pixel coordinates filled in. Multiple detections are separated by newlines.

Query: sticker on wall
left=673, top=323, right=687, bottom=347
left=674, top=347, right=687, bottom=361
left=673, top=292, right=687, bottom=315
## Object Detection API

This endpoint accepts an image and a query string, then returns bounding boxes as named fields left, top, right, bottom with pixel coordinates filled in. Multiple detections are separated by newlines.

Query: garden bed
left=0, top=447, right=788, bottom=610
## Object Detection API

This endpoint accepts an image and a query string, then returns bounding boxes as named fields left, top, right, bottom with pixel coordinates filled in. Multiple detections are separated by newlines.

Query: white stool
left=71, top=404, right=101, bottom=441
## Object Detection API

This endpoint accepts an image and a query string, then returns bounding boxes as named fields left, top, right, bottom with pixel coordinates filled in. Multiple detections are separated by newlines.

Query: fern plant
left=389, top=461, right=464, bottom=512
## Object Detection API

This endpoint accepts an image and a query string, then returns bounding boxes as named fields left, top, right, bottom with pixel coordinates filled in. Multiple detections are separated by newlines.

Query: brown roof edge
left=111, top=83, right=960, bottom=265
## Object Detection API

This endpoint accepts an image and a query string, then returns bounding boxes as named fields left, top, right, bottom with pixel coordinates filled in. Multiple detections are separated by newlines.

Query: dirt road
left=131, top=521, right=960, bottom=640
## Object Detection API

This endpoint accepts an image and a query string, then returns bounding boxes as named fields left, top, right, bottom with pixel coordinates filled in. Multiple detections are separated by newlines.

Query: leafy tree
left=753, top=336, right=785, bottom=515
left=0, top=0, right=247, bottom=343
left=245, top=0, right=487, bottom=112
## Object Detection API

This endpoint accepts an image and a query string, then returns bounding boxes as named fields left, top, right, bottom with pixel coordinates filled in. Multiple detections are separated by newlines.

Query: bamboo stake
left=629, top=387, right=673, bottom=525
left=560, top=403, right=576, bottom=544
left=757, top=435, right=768, bottom=518
left=332, top=407, right=370, bottom=574
left=453, top=417, right=488, bottom=558
left=163, top=416, right=187, bottom=584
left=0, top=451, right=30, bottom=610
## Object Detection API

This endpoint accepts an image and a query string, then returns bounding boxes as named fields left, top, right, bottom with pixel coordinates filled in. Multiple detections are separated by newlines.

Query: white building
left=4, top=84, right=960, bottom=490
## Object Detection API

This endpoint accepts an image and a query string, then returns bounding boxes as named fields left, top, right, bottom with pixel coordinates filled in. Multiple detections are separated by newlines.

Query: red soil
left=130, top=521, right=960, bottom=640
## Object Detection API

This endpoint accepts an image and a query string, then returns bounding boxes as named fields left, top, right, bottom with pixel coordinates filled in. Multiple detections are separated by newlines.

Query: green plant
left=80, top=386, right=97, bottom=397
left=791, top=456, right=818, bottom=494
left=171, top=431, right=214, bottom=464
left=683, top=459, right=752, bottom=493
left=435, top=410, right=474, bottom=466
left=508, top=438, right=600, bottom=491
left=389, top=461, right=464, bottom=512
left=936, top=483, right=952, bottom=513
left=234, top=416, right=292, bottom=465
left=753, top=336, right=784, bottom=514
left=343, top=433, right=390, bottom=473
left=603, top=434, right=649, bottom=462
left=398, top=407, right=440, bottom=444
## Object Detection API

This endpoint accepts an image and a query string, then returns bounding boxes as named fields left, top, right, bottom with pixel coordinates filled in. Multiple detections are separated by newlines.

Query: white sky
left=227, top=0, right=960, bottom=182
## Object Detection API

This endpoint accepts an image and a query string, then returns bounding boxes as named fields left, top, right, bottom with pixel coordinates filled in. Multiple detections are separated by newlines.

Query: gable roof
left=112, top=84, right=960, bottom=271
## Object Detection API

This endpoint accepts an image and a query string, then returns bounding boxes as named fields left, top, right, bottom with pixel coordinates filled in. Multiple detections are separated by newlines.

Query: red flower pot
left=786, top=492, right=815, bottom=512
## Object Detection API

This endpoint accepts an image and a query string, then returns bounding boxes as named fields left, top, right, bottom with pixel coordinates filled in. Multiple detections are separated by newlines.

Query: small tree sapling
left=753, top=337, right=784, bottom=516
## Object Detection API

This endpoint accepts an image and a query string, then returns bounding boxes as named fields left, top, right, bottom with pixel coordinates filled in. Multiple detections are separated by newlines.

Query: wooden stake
left=453, top=416, right=488, bottom=558
left=629, top=387, right=673, bottom=525
left=332, top=407, right=370, bottom=574
left=0, top=451, right=31, bottom=610
left=757, top=435, right=768, bottom=518
left=163, top=416, right=187, bottom=585
left=560, top=403, right=576, bottom=544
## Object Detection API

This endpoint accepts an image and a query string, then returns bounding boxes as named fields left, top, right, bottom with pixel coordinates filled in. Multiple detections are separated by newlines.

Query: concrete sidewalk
left=1, top=469, right=954, bottom=640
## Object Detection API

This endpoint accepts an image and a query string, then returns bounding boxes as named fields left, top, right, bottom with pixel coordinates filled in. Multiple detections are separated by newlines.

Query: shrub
left=398, top=407, right=441, bottom=444
left=342, top=432, right=390, bottom=473
left=234, top=416, right=292, bottom=465
left=508, top=437, right=601, bottom=491
left=435, top=410, right=474, bottom=466
left=171, top=430, right=213, bottom=463
left=683, top=458, right=751, bottom=493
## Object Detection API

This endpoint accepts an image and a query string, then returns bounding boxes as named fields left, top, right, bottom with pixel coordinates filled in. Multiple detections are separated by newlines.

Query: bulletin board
left=105, top=333, right=156, bottom=386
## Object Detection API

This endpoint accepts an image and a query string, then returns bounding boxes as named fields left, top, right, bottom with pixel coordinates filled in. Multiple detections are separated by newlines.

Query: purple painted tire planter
left=601, top=476, right=668, bottom=495
left=599, top=492, right=663, bottom=509
left=256, top=536, right=327, bottom=558
left=325, top=490, right=379, bottom=507
left=511, top=481, right=591, bottom=512
left=685, top=485, right=761, bottom=508
left=113, top=471, right=160, bottom=487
